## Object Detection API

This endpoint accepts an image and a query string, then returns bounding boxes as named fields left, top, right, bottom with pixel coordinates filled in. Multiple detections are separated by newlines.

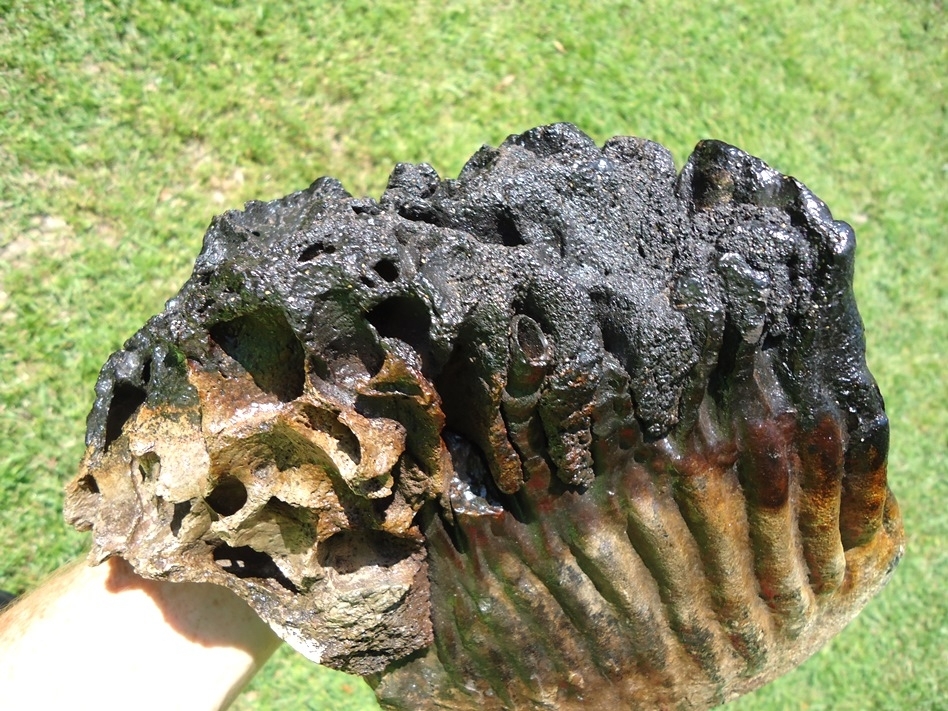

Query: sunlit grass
left=2, top=1, right=944, bottom=708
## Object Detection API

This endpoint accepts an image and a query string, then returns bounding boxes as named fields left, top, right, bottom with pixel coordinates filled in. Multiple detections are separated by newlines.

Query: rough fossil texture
left=65, top=123, right=903, bottom=709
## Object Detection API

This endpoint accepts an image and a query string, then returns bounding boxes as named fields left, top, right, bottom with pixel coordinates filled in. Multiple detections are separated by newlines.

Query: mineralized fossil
left=65, top=123, right=903, bottom=709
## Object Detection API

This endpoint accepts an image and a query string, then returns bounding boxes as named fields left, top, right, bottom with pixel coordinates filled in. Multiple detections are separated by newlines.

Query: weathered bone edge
left=65, top=123, right=902, bottom=709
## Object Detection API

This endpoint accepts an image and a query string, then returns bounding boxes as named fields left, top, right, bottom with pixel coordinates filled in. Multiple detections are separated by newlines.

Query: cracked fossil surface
left=65, top=123, right=903, bottom=709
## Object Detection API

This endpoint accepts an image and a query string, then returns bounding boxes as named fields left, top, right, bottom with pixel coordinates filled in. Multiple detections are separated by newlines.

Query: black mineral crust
left=66, top=123, right=901, bottom=710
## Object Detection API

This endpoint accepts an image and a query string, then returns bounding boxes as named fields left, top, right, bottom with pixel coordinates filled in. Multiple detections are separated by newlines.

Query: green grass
left=1, top=1, right=945, bottom=708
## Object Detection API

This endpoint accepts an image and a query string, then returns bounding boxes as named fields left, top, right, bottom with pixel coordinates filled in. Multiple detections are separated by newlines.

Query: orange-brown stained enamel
left=735, top=416, right=815, bottom=633
left=737, top=418, right=793, bottom=511
left=797, top=414, right=846, bottom=593
left=840, top=414, right=890, bottom=549
left=670, top=442, right=774, bottom=671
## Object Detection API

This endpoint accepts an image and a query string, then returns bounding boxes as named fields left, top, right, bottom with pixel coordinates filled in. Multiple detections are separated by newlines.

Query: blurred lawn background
left=1, top=1, right=944, bottom=708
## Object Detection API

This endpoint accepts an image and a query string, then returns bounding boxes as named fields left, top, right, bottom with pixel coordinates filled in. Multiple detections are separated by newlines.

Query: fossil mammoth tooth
left=65, top=123, right=902, bottom=709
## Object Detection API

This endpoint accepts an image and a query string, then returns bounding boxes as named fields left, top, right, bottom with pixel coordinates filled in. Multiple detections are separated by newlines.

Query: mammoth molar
left=65, top=123, right=902, bottom=709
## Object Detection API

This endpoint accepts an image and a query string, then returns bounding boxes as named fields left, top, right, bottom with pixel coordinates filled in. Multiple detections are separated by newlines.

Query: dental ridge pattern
left=65, top=123, right=903, bottom=710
